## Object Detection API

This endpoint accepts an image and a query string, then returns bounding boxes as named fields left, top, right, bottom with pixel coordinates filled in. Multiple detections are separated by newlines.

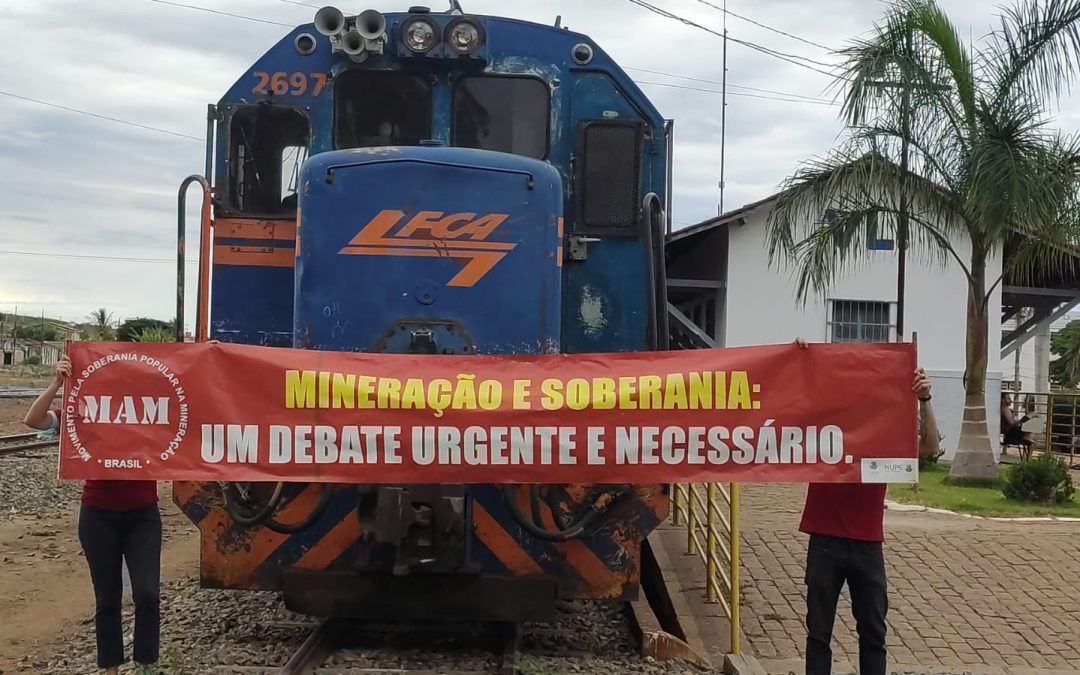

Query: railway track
left=0, top=388, right=46, bottom=399
left=274, top=617, right=518, bottom=669
left=0, top=432, right=57, bottom=457
left=202, top=598, right=677, bottom=675
left=278, top=619, right=522, bottom=674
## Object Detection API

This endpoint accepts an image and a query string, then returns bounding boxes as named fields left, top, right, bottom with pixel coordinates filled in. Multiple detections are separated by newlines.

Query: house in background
left=665, top=192, right=1048, bottom=460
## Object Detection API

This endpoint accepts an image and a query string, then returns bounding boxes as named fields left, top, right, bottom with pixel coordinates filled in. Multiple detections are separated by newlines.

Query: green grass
left=887, top=463, right=1080, bottom=517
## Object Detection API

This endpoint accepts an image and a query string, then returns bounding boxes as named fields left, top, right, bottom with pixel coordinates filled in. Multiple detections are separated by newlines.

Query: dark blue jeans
left=805, top=534, right=888, bottom=675
left=78, top=504, right=162, bottom=668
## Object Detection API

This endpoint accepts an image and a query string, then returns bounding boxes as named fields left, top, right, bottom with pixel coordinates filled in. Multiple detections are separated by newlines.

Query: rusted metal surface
left=173, top=479, right=668, bottom=605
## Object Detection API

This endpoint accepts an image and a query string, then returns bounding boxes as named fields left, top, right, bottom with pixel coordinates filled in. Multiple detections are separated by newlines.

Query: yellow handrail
left=667, top=481, right=741, bottom=653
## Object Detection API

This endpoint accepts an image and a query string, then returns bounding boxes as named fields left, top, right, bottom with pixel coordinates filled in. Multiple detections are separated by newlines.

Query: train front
left=175, top=5, right=672, bottom=621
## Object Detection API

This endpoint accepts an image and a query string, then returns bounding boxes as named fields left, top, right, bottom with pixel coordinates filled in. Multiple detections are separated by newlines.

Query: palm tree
left=86, top=308, right=116, bottom=341
left=767, top=0, right=1080, bottom=479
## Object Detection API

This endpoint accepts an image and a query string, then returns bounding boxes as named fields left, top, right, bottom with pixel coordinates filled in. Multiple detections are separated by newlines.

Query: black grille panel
left=581, top=121, right=642, bottom=233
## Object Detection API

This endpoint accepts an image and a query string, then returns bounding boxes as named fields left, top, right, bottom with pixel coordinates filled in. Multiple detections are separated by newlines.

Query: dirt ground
left=0, top=496, right=200, bottom=669
left=0, top=395, right=202, bottom=672
left=0, top=399, right=34, bottom=435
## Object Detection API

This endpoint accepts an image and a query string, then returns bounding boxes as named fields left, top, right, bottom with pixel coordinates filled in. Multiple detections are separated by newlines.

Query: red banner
left=56, top=341, right=918, bottom=484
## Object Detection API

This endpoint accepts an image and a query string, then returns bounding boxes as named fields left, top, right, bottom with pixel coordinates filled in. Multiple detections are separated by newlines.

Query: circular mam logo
left=65, top=352, right=188, bottom=469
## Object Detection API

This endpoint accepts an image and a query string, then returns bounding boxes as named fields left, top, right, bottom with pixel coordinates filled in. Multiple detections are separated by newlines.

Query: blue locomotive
left=175, top=3, right=673, bottom=622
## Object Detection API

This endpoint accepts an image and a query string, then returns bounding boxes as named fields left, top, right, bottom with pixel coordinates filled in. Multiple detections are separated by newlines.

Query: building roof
left=666, top=191, right=783, bottom=244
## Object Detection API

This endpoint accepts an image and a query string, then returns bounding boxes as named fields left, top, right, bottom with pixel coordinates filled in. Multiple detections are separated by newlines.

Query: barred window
left=827, top=300, right=894, bottom=343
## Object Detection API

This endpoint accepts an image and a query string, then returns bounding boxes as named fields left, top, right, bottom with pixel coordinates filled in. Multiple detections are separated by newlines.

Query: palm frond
left=837, top=0, right=973, bottom=142
left=987, top=0, right=1080, bottom=108
left=907, top=0, right=978, bottom=126
left=767, top=148, right=971, bottom=302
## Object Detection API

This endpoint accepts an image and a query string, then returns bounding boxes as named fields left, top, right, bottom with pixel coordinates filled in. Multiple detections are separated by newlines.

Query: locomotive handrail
left=177, top=175, right=212, bottom=343
left=642, top=193, right=669, bottom=351
left=324, top=157, right=536, bottom=190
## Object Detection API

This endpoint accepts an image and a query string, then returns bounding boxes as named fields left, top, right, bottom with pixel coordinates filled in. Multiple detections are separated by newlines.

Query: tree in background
left=1051, top=320, right=1080, bottom=388
left=133, top=325, right=176, bottom=343
left=767, top=0, right=1080, bottom=480
left=86, top=308, right=116, bottom=341
left=118, top=317, right=173, bottom=342
left=14, top=324, right=58, bottom=342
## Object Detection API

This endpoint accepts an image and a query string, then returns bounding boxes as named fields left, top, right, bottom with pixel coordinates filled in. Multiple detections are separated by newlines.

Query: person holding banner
left=23, top=354, right=161, bottom=675
left=796, top=340, right=939, bottom=675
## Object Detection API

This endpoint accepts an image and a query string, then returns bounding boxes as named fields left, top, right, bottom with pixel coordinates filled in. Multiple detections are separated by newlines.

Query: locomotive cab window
left=335, top=71, right=432, bottom=148
left=228, top=106, right=310, bottom=215
left=453, top=76, right=549, bottom=159
left=578, top=120, right=644, bottom=234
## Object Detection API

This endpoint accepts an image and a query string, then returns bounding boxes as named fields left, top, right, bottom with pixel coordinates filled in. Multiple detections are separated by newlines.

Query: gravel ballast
left=25, top=576, right=715, bottom=674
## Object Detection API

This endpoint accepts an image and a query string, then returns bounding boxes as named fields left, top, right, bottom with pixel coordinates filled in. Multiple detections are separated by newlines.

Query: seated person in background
left=1000, top=393, right=1035, bottom=452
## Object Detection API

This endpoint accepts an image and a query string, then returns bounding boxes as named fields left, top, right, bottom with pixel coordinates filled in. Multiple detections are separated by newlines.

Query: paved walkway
left=737, top=484, right=1080, bottom=672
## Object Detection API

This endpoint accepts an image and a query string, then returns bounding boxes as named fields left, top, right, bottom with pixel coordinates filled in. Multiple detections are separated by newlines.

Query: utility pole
left=865, top=25, right=938, bottom=342
left=40, top=310, right=45, bottom=364
left=897, top=25, right=912, bottom=342
left=12, top=306, right=18, bottom=363
left=718, top=0, right=728, bottom=216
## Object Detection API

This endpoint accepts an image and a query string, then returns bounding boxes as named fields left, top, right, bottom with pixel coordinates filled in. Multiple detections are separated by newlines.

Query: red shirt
left=81, top=480, right=158, bottom=511
left=799, top=483, right=887, bottom=542
left=48, top=409, right=158, bottom=511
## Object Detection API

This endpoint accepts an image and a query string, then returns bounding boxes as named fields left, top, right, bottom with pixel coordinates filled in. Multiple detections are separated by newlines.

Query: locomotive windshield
left=228, top=106, right=310, bottom=215
left=452, top=76, right=549, bottom=159
left=335, top=70, right=432, bottom=148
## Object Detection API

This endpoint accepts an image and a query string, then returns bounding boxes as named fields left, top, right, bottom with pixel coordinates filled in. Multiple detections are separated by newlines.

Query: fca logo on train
left=339, top=209, right=516, bottom=287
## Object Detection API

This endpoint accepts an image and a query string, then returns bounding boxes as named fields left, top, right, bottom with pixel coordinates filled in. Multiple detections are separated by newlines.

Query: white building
left=1005, top=310, right=1080, bottom=392
left=666, top=193, right=1036, bottom=460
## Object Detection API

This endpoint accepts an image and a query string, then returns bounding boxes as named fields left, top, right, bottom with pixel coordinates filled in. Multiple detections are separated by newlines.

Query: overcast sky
left=0, top=0, right=1074, bottom=327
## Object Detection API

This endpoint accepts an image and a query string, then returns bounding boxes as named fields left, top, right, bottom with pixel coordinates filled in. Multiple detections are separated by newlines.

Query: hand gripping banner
left=57, top=341, right=918, bottom=484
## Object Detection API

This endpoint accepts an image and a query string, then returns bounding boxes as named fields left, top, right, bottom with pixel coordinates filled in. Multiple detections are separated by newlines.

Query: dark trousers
left=77, top=504, right=162, bottom=668
left=805, top=534, right=888, bottom=675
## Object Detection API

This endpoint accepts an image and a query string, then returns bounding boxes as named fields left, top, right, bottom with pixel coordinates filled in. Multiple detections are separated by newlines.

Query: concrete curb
left=758, top=657, right=1080, bottom=675
left=885, top=500, right=1080, bottom=523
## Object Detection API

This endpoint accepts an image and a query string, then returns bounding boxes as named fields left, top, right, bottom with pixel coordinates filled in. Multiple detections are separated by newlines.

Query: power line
left=143, top=0, right=292, bottom=26
left=0, top=250, right=197, bottom=265
left=0, top=90, right=202, bottom=142
left=635, top=80, right=837, bottom=106
left=633, top=0, right=836, bottom=69
left=625, top=0, right=842, bottom=79
left=690, top=0, right=834, bottom=51
left=148, top=0, right=844, bottom=97
left=624, top=66, right=833, bottom=103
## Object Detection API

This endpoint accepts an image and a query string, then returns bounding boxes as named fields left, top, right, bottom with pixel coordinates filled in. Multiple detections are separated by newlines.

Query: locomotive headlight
left=446, top=19, right=484, bottom=55
left=402, top=17, right=439, bottom=53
